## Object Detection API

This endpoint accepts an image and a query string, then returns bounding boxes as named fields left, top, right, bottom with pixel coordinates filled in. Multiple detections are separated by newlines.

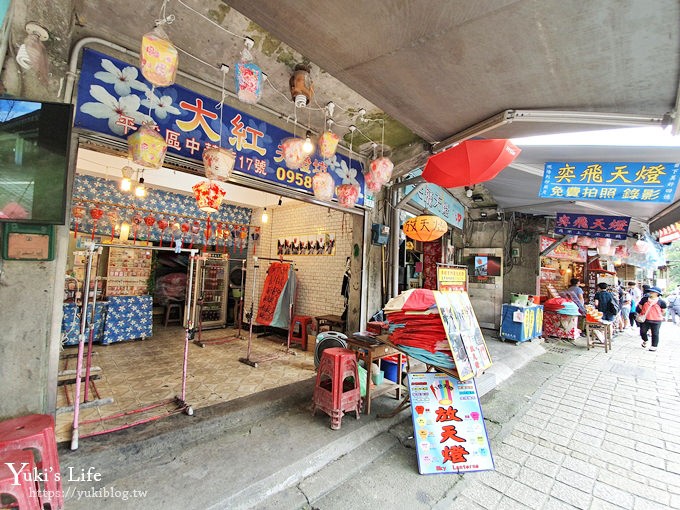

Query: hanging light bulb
left=135, top=177, right=146, bottom=198
left=261, top=207, right=269, bottom=223
left=121, top=177, right=132, bottom=192
left=303, top=130, right=314, bottom=154
left=120, top=165, right=134, bottom=192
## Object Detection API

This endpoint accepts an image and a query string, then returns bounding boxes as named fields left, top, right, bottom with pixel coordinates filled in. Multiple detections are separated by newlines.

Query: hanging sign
left=554, top=212, right=630, bottom=240
left=408, top=373, right=494, bottom=475
left=74, top=49, right=366, bottom=206
left=539, top=162, right=680, bottom=203
left=256, top=262, right=296, bottom=329
left=405, top=169, right=465, bottom=229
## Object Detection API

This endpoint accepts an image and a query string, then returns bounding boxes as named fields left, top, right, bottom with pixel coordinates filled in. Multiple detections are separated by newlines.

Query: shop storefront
left=52, top=46, right=380, bottom=445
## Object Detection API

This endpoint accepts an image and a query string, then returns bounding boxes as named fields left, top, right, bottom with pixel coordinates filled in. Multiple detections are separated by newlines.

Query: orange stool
left=289, top=315, right=313, bottom=351
left=312, top=347, right=361, bottom=429
left=0, top=449, right=41, bottom=509
left=0, top=414, right=63, bottom=510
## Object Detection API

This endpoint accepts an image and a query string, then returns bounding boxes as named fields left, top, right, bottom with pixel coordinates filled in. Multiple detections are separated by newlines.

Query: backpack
left=607, top=294, right=620, bottom=315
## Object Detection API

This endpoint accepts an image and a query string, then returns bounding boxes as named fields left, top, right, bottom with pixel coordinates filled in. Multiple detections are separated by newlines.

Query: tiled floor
left=56, top=324, right=316, bottom=443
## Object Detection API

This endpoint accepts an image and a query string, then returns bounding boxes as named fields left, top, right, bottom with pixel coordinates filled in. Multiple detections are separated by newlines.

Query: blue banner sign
left=405, top=169, right=465, bottom=229
left=554, top=212, right=630, bottom=240
left=540, top=162, right=680, bottom=203
left=74, top=49, right=365, bottom=205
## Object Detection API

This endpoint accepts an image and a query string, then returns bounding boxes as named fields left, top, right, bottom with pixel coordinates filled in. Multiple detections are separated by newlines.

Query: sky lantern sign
left=403, top=215, right=447, bottom=242
left=539, top=162, right=680, bottom=203
left=554, top=212, right=631, bottom=240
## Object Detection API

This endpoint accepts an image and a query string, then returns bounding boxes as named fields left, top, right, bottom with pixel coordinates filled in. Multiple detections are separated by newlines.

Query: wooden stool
left=0, top=449, right=41, bottom=510
left=289, top=315, right=313, bottom=350
left=164, top=301, right=184, bottom=327
left=0, top=414, right=63, bottom=510
left=585, top=321, right=613, bottom=352
left=312, top=347, right=361, bottom=429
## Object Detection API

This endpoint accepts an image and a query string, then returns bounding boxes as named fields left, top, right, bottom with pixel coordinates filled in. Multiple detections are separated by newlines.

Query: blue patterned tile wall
left=102, top=296, right=154, bottom=344
left=71, top=174, right=252, bottom=249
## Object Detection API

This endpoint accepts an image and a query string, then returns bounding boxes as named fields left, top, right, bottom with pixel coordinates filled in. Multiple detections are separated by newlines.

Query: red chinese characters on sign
left=436, top=406, right=467, bottom=463
left=553, top=213, right=631, bottom=240
left=442, top=445, right=470, bottom=464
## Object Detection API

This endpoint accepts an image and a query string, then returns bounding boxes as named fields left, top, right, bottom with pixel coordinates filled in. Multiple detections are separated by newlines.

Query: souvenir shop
left=55, top=46, right=395, bottom=446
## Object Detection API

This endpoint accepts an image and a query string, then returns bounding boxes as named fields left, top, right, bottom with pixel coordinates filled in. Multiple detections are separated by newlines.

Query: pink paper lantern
left=140, top=26, right=178, bottom=87
left=192, top=180, right=226, bottom=213
left=128, top=123, right=168, bottom=169
left=336, top=183, right=360, bottom=208
left=367, top=157, right=394, bottom=187
left=634, top=239, right=649, bottom=253
left=364, top=170, right=383, bottom=193
left=596, top=237, right=611, bottom=247
left=312, top=172, right=335, bottom=201
left=203, top=147, right=235, bottom=182
left=318, top=131, right=340, bottom=159
left=234, top=61, right=263, bottom=105
left=281, top=137, right=306, bottom=170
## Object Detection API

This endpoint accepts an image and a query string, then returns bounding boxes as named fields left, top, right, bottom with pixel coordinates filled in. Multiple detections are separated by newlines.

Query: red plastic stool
left=0, top=414, right=63, bottom=510
left=0, top=449, right=41, bottom=509
left=289, top=315, right=313, bottom=351
left=312, top=347, right=361, bottom=429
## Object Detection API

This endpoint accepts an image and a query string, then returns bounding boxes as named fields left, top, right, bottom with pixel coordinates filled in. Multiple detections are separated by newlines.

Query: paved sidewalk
left=441, top=322, right=680, bottom=510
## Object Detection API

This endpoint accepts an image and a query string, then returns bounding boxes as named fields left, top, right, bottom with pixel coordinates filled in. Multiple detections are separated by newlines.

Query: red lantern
left=157, top=217, right=169, bottom=247
left=131, top=212, right=143, bottom=243
left=312, top=171, right=335, bottom=201
left=336, top=183, right=360, bottom=208
left=189, top=221, right=201, bottom=250
left=280, top=137, right=307, bottom=170
left=239, top=226, right=248, bottom=255
left=318, top=131, right=339, bottom=159
left=144, top=214, right=155, bottom=239
left=89, top=206, right=104, bottom=240
left=192, top=180, right=226, bottom=213
left=403, top=215, right=447, bottom=242
left=72, top=205, right=86, bottom=238
left=128, top=123, right=168, bottom=169
left=202, top=147, right=236, bottom=182
left=140, top=26, right=178, bottom=87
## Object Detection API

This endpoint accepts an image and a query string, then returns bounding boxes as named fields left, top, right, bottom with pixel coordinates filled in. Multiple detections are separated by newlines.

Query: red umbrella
left=421, top=139, right=521, bottom=188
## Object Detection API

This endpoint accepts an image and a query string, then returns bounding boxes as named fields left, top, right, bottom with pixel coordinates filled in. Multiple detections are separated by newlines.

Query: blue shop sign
left=74, top=49, right=365, bottom=206
left=554, top=212, right=630, bottom=240
left=405, top=168, right=465, bottom=229
left=539, top=162, right=680, bottom=203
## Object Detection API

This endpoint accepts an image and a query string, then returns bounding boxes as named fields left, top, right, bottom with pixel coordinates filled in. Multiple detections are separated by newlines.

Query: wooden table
left=347, top=334, right=403, bottom=415
left=315, top=314, right=346, bottom=333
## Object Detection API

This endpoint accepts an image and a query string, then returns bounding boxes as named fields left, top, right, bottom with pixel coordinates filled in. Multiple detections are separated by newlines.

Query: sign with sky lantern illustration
left=539, top=162, right=680, bottom=203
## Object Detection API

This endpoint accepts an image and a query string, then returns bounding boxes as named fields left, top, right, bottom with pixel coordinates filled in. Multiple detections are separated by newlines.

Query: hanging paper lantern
left=128, top=123, right=168, bottom=169
left=281, top=137, right=307, bottom=170
left=367, top=157, right=394, bottom=190
left=234, top=60, right=263, bottom=105
left=89, top=206, right=104, bottom=241
left=318, top=131, right=340, bottom=159
left=140, top=26, right=178, bottom=87
left=144, top=214, right=155, bottom=239
left=192, top=180, right=226, bottom=213
left=403, top=215, right=447, bottom=242
left=336, top=183, right=360, bottom=208
left=364, top=170, right=383, bottom=193
left=107, top=210, right=119, bottom=242
left=634, top=239, right=649, bottom=253
left=312, top=172, right=335, bottom=201
left=596, top=237, right=611, bottom=247
left=157, top=217, right=169, bottom=247
left=72, top=205, right=86, bottom=238
left=203, top=147, right=235, bottom=182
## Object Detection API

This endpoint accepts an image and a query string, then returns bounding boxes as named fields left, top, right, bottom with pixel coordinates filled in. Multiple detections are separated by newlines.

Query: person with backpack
left=636, top=287, right=667, bottom=351
left=594, top=282, right=618, bottom=322
left=667, top=289, right=680, bottom=325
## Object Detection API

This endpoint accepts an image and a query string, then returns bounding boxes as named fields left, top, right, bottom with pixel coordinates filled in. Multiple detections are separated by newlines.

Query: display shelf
left=106, top=247, right=152, bottom=297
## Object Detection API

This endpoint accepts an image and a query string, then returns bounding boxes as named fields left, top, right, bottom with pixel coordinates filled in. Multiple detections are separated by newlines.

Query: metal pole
left=239, top=257, right=259, bottom=367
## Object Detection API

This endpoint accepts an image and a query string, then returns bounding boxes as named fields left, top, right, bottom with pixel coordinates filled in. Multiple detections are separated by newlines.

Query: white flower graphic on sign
left=94, top=59, right=148, bottom=97
left=141, top=90, right=180, bottom=120
left=80, top=85, right=149, bottom=135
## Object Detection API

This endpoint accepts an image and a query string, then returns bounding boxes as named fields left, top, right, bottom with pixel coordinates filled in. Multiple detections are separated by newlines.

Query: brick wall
left=244, top=201, right=360, bottom=331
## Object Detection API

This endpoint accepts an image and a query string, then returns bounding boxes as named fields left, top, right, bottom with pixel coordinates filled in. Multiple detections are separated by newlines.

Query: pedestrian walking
left=627, top=281, right=642, bottom=328
left=594, top=282, right=618, bottom=322
left=620, top=285, right=632, bottom=329
left=636, top=286, right=667, bottom=351
left=667, top=289, right=680, bottom=324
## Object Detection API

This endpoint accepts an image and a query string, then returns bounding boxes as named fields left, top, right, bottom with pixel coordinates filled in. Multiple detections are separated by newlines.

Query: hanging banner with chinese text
left=408, top=373, right=494, bottom=475
left=74, top=49, right=366, bottom=206
left=405, top=169, right=465, bottom=229
left=554, top=212, right=631, bottom=240
left=539, top=162, right=680, bottom=203
left=256, top=263, right=296, bottom=329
